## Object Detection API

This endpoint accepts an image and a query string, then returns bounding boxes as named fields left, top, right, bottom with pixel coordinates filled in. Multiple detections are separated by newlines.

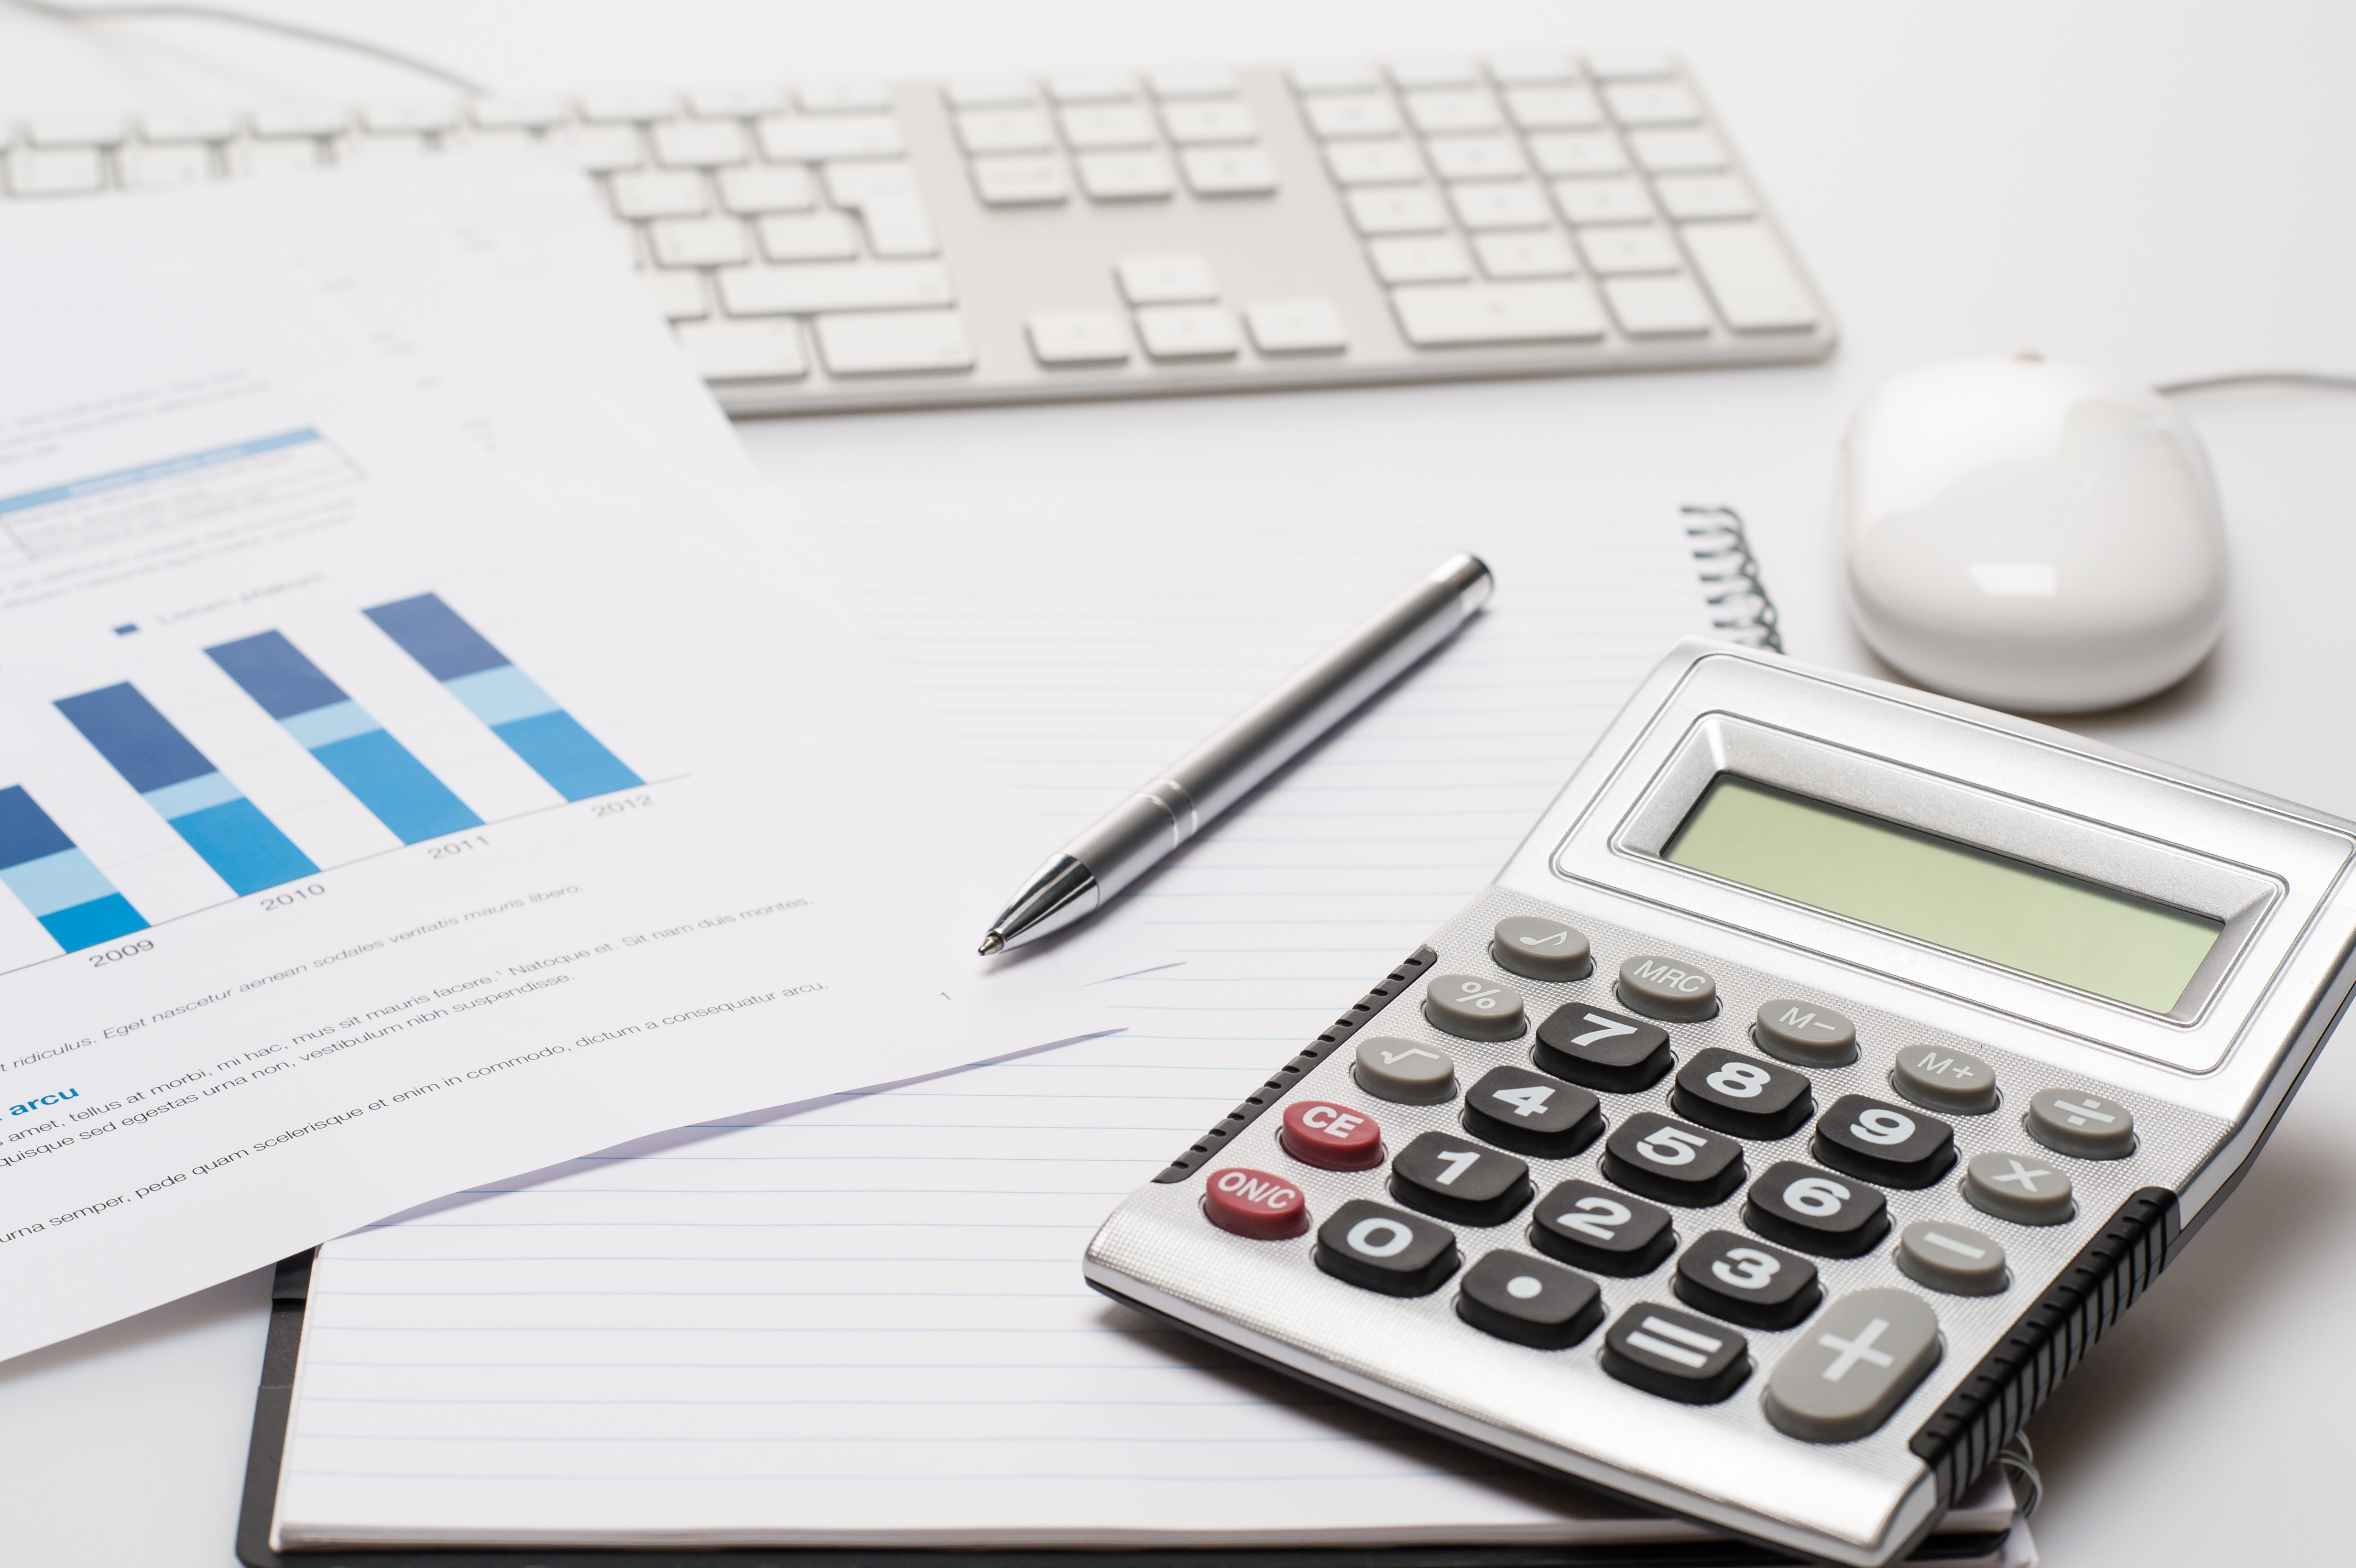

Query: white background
left=1, top=2, right=2350, bottom=1562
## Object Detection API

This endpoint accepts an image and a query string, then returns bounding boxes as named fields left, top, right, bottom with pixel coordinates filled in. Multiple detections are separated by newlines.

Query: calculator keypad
left=1530, top=1178, right=1676, bottom=1275
left=1462, top=1064, right=1603, bottom=1157
left=1812, top=1094, right=1957, bottom=1189
left=1353, top=1034, right=1457, bottom=1102
left=1425, top=971, right=1529, bottom=1040
left=1315, top=1198, right=1461, bottom=1295
left=1458, top=1249, right=1604, bottom=1348
left=1673, top=1228, right=1821, bottom=1329
left=1390, top=1130, right=1534, bottom=1225
left=1961, top=1149, right=2074, bottom=1224
left=1743, top=1159, right=1890, bottom=1257
left=1602, top=1302, right=1750, bottom=1403
left=2025, top=1087, right=2136, bottom=1158
left=1279, top=1099, right=1385, bottom=1170
left=1602, top=1111, right=1746, bottom=1205
left=1533, top=1001, right=1673, bottom=1090
left=1761, top=1288, right=1942, bottom=1443
left=1670, top=1047, right=1813, bottom=1139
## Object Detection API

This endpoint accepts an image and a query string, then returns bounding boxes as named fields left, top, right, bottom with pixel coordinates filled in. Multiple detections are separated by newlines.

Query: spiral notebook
left=241, top=487, right=2027, bottom=1564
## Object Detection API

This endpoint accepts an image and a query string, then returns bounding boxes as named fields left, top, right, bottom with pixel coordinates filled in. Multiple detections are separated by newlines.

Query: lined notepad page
left=271, top=487, right=1862, bottom=1547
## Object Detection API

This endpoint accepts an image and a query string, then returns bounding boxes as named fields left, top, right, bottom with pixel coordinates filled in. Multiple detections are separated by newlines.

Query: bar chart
left=0, top=593, right=642, bottom=963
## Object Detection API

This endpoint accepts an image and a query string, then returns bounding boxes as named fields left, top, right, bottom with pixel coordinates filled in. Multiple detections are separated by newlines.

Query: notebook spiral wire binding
left=1996, top=1432, right=2043, bottom=1519
left=1682, top=504, right=1783, bottom=653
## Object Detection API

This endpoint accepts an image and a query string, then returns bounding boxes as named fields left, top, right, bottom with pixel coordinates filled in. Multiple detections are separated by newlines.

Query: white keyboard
left=1, top=51, right=1836, bottom=415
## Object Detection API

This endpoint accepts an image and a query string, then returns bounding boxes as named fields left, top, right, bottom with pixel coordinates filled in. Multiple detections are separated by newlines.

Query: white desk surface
left=4, top=2, right=2351, bottom=1561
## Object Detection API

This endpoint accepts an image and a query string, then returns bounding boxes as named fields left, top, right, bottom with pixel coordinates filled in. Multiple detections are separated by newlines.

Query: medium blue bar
left=40, top=894, right=148, bottom=952
left=310, top=730, right=482, bottom=844
left=166, top=798, right=318, bottom=896
left=0, top=430, right=319, bottom=517
left=491, top=713, right=643, bottom=802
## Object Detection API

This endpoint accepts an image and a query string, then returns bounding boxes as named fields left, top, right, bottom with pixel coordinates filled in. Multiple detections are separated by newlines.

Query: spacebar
left=1390, top=282, right=1607, bottom=347
left=718, top=262, right=955, bottom=316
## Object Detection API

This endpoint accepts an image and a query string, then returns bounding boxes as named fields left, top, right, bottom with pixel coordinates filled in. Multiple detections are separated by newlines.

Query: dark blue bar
left=364, top=593, right=510, bottom=681
left=169, top=799, right=317, bottom=895
left=42, top=895, right=147, bottom=950
left=491, top=713, right=644, bottom=802
left=0, top=785, right=74, bottom=870
left=55, top=684, right=216, bottom=793
left=207, top=631, right=348, bottom=719
left=310, top=731, right=482, bottom=843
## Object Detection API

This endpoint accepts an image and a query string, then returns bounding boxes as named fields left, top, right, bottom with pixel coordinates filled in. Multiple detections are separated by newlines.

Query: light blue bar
left=443, top=664, right=560, bottom=727
left=0, top=430, right=320, bottom=517
left=142, top=772, right=242, bottom=819
left=281, top=699, right=380, bottom=749
left=0, top=847, right=118, bottom=918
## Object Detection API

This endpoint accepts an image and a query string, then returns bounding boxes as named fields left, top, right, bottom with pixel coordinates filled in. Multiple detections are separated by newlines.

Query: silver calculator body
left=1084, top=640, right=2356, bottom=1566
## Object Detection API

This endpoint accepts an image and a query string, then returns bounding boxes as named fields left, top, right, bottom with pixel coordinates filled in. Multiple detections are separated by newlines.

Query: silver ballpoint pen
left=978, top=552, right=1494, bottom=955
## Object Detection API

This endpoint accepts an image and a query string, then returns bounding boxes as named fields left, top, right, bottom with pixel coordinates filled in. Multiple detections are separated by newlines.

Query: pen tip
left=978, top=932, right=1004, bottom=957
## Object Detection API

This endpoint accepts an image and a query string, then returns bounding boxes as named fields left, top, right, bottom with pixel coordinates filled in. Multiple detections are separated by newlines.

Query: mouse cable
left=2156, top=370, right=2356, bottom=397
left=4, top=0, right=482, bottom=95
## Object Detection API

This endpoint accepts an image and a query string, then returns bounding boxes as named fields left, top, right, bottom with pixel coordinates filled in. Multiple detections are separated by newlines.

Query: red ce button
left=1279, top=1100, right=1384, bottom=1170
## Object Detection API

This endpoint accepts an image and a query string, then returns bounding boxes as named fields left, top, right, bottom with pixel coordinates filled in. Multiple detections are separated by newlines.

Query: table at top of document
left=0, top=428, right=358, bottom=570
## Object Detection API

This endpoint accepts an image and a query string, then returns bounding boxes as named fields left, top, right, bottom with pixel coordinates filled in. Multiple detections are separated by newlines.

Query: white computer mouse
left=1838, top=355, right=2228, bottom=713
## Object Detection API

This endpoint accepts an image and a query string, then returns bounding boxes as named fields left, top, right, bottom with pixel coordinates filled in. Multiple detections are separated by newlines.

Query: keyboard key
left=1677, top=220, right=1817, bottom=330
left=717, top=164, right=818, bottom=214
left=1047, top=71, right=1136, bottom=105
left=472, top=96, right=568, bottom=130
left=609, top=169, right=711, bottom=218
left=756, top=213, right=860, bottom=261
left=1315, top=1198, right=1460, bottom=1296
left=1674, top=1229, right=1821, bottom=1329
left=1753, top=1000, right=1858, bottom=1067
left=796, top=81, right=893, bottom=114
left=1579, top=224, right=1682, bottom=274
left=1352, top=1034, right=1455, bottom=1103
left=1367, top=237, right=1472, bottom=284
left=6, top=148, right=103, bottom=196
left=956, top=108, right=1053, bottom=154
left=1389, top=59, right=1481, bottom=89
left=1450, top=181, right=1551, bottom=231
left=1456, top=1250, right=1603, bottom=1349
left=1531, top=1179, right=1674, bottom=1276
left=1180, top=146, right=1277, bottom=196
left=1025, top=309, right=1131, bottom=367
left=1631, top=128, right=1729, bottom=173
left=558, top=124, right=644, bottom=172
left=1404, top=90, right=1501, bottom=134
left=642, top=269, right=710, bottom=320
left=443, top=128, right=533, bottom=154
left=1603, top=275, right=1714, bottom=337
left=1506, top=87, right=1604, bottom=131
left=1671, top=1048, right=1813, bottom=1140
left=1325, top=141, right=1423, bottom=185
left=1461, top=1064, right=1600, bottom=1158
left=1116, top=252, right=1217, bottom=304
left=1078, top=151, right=1176, bottom=201
left=225, top=140, right=320, bottom=178
left=2026, top=1087, right=2137, bottom=1158
left=1895, top=1219, right=2009, bottom=1296
left=363, top=100, right=459, bottom=134
left=1160, top=101, right=1255, bottom=145
left=1813, top=1095, right=1957, bottom=1189
left=674, top=317, right=807, bottom=380
left=1490, top=914, right=1591, bottom=980
left=1278, top=1099, right=1383, bottom=1171
left=813, top=309, right=976, bottom=374
left=1303, top=94, right=1401, bottom=140
left=1148, top=67, right=1240, bottom=99
left=759, top=114, right=905, bottom=161
left=649, top=216, right=752, bottom=267
left=1526, top=131, right=1627, bottom=176
left=1603, top=1112, right=1745, bottom=1207
left=1605, top=81, right=1703, bottom=125
left=1243, top=299, right=1348, bottom=355
left=1347, top=186, right=1449, bottom=235
left=970, top=155, right=1069, bottom=206
left=858, top=194, right=938, bottom=257
left=1059, top=105, right=1156, bottom=150
left=251, top=104, right=347, bottom=138
left=580, top=89, right=677, bottom=123
left=140, top=107, right=239, bottom=143
left=118, top=144, right=211, bottom=189
left=1763, top=1288, right=1942, bottom=1442
left=943, top=78, right=1036, bottom=109
left=1602, top=1304, right=1749, bottom=1403
left=1486, top=54, right=1580, bottom=86
left=822, top=160, right=917, bottom=204
left=721, top=260, right=954, bottom=314
left=1533, top=1002, right=1672, bottom=1091
left=29, top=112, right=125, bottom=147
left=1654, top=174, right=1755, bottom=220
left=1889, top=1044, right=1998, bottom=1114
left=1289, top=62, right=1381, bottom=94
left=1553, top=176, right=1654, bottom=225
left=1390, top=1130, right=1532, bottom=1225
left=1425, top=135, right=1524, bottom=181
left=1743, top=1160, right=1889, bottom=1257
left=1424, top=972, right=1526, bottom=1041
left=1135, top=304, right=1240, bottom=360
left=1586, top=50, right=1680, bottom=81
left=653, top=119, right=750, bottom=168
left=338, top=133, right=426, bottom=163
left=691, top=84, right=788, bottom=117
left=1616, top=954, right=1717, bottom=1020
left=1962, top=1150, right=2074, bottom=1225
left=1203, top=1166, right=1311, bottom=1240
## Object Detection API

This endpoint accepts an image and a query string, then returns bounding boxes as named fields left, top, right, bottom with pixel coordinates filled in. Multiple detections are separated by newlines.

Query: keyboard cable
left=4, top=0, right=482, bottom=95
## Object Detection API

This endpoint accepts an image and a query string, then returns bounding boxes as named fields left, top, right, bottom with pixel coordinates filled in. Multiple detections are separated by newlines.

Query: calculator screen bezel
left=1546, top=654, right=2350, bottom=1074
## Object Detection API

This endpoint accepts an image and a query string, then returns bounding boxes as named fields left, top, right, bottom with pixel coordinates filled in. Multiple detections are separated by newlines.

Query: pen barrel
left=1089, top=552, right=1493, bottom=896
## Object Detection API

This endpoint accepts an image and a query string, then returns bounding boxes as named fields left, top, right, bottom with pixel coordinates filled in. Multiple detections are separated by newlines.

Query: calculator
left=1084, top=639, right=2356, bottom=1566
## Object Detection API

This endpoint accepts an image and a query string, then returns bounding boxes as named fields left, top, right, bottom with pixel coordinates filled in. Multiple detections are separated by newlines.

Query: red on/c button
left=1279, top=1100, right=1384, bottom=1170
left=1203, top=1167, right=1309, bottom=1239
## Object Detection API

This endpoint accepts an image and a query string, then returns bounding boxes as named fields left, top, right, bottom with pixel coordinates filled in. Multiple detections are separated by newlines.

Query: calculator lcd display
left=1662, top=773, right=2222, bottom=1013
